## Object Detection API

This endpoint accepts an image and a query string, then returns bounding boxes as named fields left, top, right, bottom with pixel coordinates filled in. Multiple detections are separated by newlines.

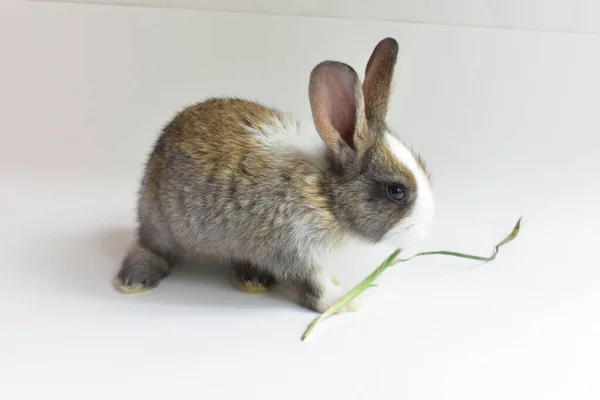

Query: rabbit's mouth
left=381, top=221, right=431, bottom=251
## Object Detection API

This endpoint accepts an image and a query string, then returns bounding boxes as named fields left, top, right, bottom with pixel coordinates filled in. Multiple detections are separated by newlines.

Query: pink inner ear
left=324, top=74, right=357, bottom=148
left=309, top=62, right=361, bottom=151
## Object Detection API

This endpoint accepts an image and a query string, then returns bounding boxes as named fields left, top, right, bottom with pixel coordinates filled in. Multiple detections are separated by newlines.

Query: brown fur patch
left=232, top=280, right=269, bottom=294
left=372, top=136, right=418, bottom=191
left=290, top=159, right=336, bottom=230
left=112, top=278, right=151, bottom=294
left=163, top=98, right=279, bottom=178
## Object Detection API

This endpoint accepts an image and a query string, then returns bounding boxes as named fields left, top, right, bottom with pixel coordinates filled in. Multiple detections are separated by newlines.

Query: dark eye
left=387, top=185, right=406, bottom=202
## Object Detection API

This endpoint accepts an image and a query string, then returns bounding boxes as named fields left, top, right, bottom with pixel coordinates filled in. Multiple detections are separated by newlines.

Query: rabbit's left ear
left=308, top=61, right=367, bottom=154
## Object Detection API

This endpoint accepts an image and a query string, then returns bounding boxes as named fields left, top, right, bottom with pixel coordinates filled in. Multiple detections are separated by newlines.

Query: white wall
left=4, top=1, right=600, bottom=210
left=1, top=1, right=599, bottom=399
left=43, top=0, right=600, bottom=34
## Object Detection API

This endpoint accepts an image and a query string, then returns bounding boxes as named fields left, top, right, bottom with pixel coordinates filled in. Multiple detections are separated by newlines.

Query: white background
left=45, top=0, right=600, bottom=34
left=1, top=1, right=599, bottom=399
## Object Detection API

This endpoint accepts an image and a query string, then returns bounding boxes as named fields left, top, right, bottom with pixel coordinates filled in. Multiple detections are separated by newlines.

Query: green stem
left=301, top=249, right=400, bottom=341
left=301, top=217, right=523, bottom=341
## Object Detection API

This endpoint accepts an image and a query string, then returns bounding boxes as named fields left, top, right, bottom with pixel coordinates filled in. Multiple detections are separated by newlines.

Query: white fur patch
left=249, top=115, right=434, bottom=258
left=383, top=133, right=435, bottom=249
left=314, top=273, right=361, bottom=313
left=249, top=114, right=327, bottom=170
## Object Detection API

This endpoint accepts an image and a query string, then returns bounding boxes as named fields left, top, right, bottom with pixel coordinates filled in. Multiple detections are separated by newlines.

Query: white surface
left=1, top=1, right=600, bottom=399
left=43, top=0, right=600, bottom=34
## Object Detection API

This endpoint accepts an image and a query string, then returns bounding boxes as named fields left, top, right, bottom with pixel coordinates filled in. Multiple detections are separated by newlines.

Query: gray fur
left=143, top=139, right=332, bottom=310
left=232, top=261, right=277, bottom=289
left=114, top=38, right=432, bottom=312
left=116, top=102, right=418, bottom=312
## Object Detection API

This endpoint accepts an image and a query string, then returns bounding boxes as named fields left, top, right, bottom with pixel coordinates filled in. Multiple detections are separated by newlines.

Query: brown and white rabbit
left=113, top=37, right=434, bottom=313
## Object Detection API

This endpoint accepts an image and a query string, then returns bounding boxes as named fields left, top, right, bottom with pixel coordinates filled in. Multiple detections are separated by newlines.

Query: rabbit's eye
left=387, top=185, right=406, bottom=202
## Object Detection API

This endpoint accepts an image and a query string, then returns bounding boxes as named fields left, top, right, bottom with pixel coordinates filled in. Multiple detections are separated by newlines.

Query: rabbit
left=112, top=37, right=435, bottom=313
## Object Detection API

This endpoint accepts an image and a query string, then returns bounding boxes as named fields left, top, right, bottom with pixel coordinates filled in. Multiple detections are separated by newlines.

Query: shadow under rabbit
left=47, top=226, right=299, bottom=311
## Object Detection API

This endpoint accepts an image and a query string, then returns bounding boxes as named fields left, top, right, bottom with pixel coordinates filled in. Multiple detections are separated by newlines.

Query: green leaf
left=301, top=217, right=523, bottom=341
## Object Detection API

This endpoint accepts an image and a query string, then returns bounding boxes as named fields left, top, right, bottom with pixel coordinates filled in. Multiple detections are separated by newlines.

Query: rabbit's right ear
left=309, top=61, right=368, bottom=156
left=363, top=37, right=399, bottom=128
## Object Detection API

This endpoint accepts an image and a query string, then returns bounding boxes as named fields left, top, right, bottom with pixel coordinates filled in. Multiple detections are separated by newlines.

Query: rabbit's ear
left=363, top=37, right=399, bottom=128
left=309, top=61, right=367, bottom=154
